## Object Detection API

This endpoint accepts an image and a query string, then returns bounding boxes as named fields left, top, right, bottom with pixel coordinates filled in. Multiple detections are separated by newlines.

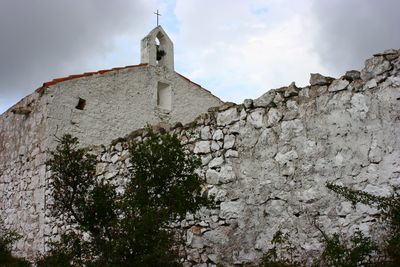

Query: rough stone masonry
left=0, top=25, right=222, bottom=260
left=65, top=49, right=400, bottom=266
left=2, top=48, right=400, bottom=266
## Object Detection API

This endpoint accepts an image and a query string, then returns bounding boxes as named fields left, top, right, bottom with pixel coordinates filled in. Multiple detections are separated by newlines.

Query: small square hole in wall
left=76, top=98, right=86, bottom=110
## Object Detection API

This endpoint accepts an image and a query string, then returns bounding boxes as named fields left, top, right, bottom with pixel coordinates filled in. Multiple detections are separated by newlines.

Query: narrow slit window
left=76, top=98, right=86, bottom=110
left=157, top=82, right=171, bottom=110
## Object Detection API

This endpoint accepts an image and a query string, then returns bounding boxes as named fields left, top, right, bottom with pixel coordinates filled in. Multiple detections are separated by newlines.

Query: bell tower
left=140, top=26, right=174, bottom=71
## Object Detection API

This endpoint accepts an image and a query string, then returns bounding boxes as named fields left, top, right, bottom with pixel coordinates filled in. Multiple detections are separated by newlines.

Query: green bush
left=259, top=183, right=400, bottom=267
left=318, top=230, right=377, bottom=266
left=327, top=182, right=400, bottom=266
left=0, top=219, right=30, bottom=266
left=259, top=230, right=299, bottom=267
left=39, top=128, right=212, bottom=266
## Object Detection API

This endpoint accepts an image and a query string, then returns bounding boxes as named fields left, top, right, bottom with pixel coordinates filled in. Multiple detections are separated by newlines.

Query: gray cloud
left=0, top=0, right=153, bottom=110
left=1, top=0, right=399, bottom=113
left=311, top=0, right=400, bottom=75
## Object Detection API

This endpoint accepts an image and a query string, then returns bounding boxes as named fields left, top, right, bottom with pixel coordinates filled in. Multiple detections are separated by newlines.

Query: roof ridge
left=36, top=63, right=148, bottom=93
left=35, top=64, right=222, bottom=103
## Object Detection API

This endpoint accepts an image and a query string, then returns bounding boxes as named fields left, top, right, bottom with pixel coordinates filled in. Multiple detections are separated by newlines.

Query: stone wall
left=0, top=91, right=50, bottom=258
left=44, top=65, right=222, bottom=148
left=64, top=49, right=400, bottom=266
left=2, top=49, right=399, bottom=264
left=0, top=63, right=222, bottom=259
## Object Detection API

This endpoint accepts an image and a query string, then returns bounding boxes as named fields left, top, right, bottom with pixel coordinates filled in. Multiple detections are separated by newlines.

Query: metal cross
left=154, top=9, right=161, bottom=26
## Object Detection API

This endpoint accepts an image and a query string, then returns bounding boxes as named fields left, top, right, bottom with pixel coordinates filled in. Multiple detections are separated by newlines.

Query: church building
left=0, top=26, right=223, bottom=258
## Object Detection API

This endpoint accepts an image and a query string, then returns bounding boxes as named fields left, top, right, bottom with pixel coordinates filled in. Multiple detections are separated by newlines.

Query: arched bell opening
left=155, top=32, right=167, bottom=66
left=141, top=26, right=174, bottom=70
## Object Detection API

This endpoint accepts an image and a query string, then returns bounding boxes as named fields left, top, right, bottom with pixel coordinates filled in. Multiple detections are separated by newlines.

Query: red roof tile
left=36, top=63, right=148, bottom=93
left=35, top=63, right=222, bottom=103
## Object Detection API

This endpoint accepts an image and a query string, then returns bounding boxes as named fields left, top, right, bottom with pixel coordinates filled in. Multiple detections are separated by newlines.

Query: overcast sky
left=1, top=0, right=399, bottom=114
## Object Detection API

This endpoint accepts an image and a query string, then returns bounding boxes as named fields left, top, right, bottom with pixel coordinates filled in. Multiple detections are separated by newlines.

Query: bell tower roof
left=140, top=26, right=174, bottom=71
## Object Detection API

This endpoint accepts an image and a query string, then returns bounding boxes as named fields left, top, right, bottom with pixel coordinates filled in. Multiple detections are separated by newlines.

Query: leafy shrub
left=259, top=230, right=299, bottom=267
left=39, top=128, right=212, bottom=266
left=327, top=182, right=400, bottom=266
left=0, top=219, right=30, bottom=266
left=259, top=183, right=400, bottom=266
left=318, top=230, right=377, bottom=266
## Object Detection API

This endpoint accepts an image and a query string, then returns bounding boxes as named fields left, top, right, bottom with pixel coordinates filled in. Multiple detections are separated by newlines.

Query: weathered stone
left=374, top=49, right=398, bottom=57
left=209, top=157, right=224, bottom=168
left=110, top=153, right=119, bottom=164
left=266, top=108, right=282, bottom=127
left=238, top=124, right=260, bottom=148
left=114, top=143, right=123, bottom=152
left=120, top=150, right=130, bottom=161
left=212, top=129, right=224, bottom=141
left=344, top=70, right=361, bottom=81
left=200, top=253, right=208, bottom=263
left=350, top=93, right=369, bottom=117
left=223, top=135, right=235, bottom=149
left=203, top=227, right=231, bottom=246
left=387, top=76, right=400, bottom=87
left=220, top=201, right=244, bottom=219
left=208, top=254, right=218, bottom=263
left=206, top=169, right=220, bottom=185
left=240, top=108, right=247, bottom=121
left=310, top=73, right=335, bottom=86
left=253, top=90, right=275, bottom=107
left=186, top=250, right=200, bottom=263
left=356, top=203, right=379, bottom=216
left=227, top=121, right=240, bottom=134
left=361, top=56, right=392, bottom=81
left=247, top=109, right=265, bottom=129
left=243, top=99, right=253, bottom=109
left=104, top=171, right=118, bottom=180
left=275, top=150, right=298, bottom=176
left=200, top=126, right=211, bottom=140
left=190, top=235, right=204, bottom=249
left=217, top=102, right=236, bottom=111
left=95, top=163, right=108, bottom=175
left=211, top=141, right=220, bottom=151
left=264, top=199, right=286, bottom=217
left=219, top=165, right=236, bottom=184
left=328, top=79, right=350, bottom=92
left=337, top=201, right=353, bottom=216
left=208, top=187, right=227, bottom=202
left=280, top=120, right=304, bottom=141
left=364, top=184, right=391, bottom=197
left=284, top=82, right=299, bottom=97
left=283, top=100, right=299, bottom=120
left=101, top=153, right=110, bottom=162
left=233, top=249, right=257, bottom=264
left=368, top=140, right=382, bottom=163
left=348, top=79, right=364, bottom=91
left=194, top=141, right=211, bottom=154
left=364, top=79, right=377, bottom=89
left=201, top=154, right=212, bottom=165
left=273, top=92, right=284, bottom=105
left=225, top=149, right=239, bottom=158
left=299, top=187, right=320, bottom=203
left=217, top=107, right=239, bottom=126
